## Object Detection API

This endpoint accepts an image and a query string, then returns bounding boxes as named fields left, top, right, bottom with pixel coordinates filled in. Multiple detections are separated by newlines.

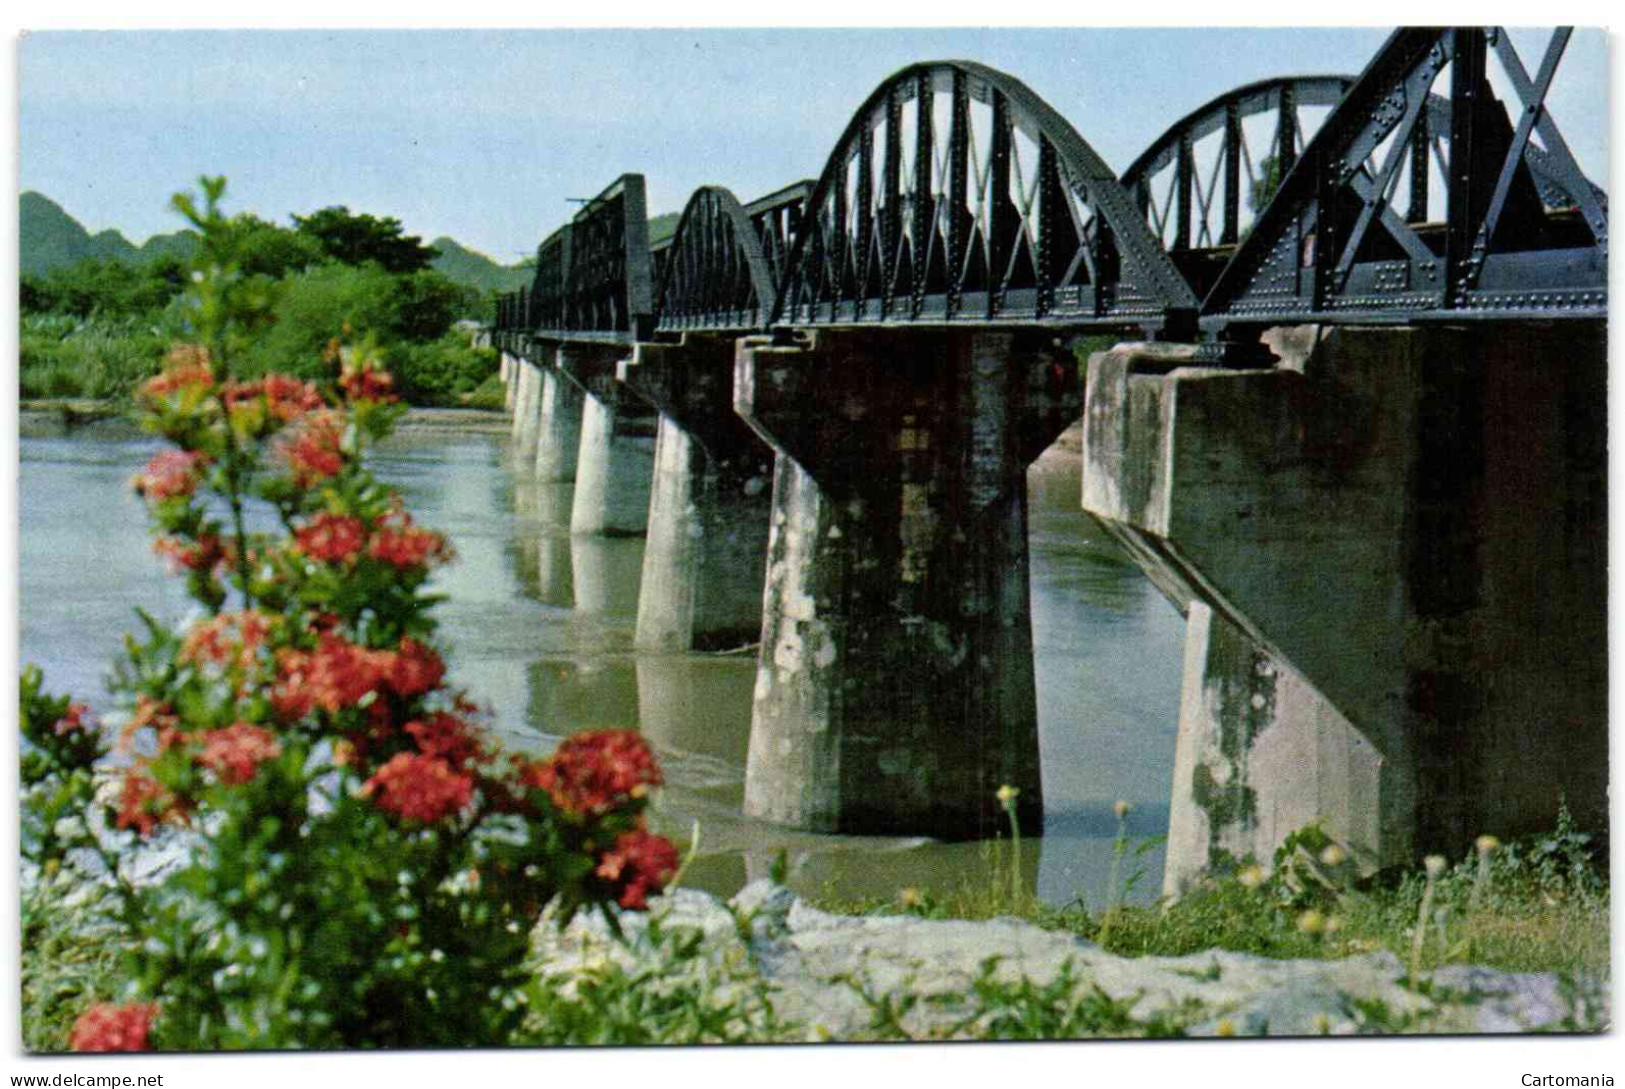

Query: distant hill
left=22, top=191, right=196, bottom=276
left=427, top=236, right=532, bottom=294
left=22, top=191, right=665, bottom=296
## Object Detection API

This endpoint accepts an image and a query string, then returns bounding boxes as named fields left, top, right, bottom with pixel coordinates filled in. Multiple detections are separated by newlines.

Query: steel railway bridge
left=486, top=28, right=1607, bottom=892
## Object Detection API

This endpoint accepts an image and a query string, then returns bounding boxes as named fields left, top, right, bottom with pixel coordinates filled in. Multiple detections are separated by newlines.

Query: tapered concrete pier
left=533, top=352, right=586, bottom=483
left=619, top=336, right=775, bottom=652
left=552, top=345, right=655, bottom=536
left=733, top=329, right=1082, bottom=839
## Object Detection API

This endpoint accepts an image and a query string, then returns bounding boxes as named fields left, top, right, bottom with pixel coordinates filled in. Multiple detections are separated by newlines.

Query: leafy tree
left=221, top=214, right=324, bottom=280
left=292, top=205, right=439, bottom=274
left=1251, top=154, right=1286, bottom=216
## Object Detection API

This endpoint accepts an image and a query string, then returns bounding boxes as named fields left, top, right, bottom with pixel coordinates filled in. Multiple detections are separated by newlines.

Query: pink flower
left=277, top=411, right=347, bottom=487
left=132, top=450, right=209, bottom=501
left=293, top=512, right=366, bottom=564
left=52, top=701, right=91, bottom=736
left=70, top=1003, right=157, bottom=1052
left=197, top=723, right=282, bottom=785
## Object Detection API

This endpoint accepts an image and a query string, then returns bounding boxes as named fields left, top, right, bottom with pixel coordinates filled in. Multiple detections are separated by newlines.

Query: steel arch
left=770, top=60, right=1199, bottom=332
left=655, top=182, right=814, bottom=333
left=1121, top=75, right=1355, bottom=254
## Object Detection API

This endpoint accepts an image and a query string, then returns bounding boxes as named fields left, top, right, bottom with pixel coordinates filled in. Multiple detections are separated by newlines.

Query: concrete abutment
left=1081, top=325, right=1607, bottom=893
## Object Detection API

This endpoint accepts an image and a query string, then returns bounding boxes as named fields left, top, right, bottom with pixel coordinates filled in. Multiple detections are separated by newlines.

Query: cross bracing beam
left=1200, top=27, right=1607, bottom=330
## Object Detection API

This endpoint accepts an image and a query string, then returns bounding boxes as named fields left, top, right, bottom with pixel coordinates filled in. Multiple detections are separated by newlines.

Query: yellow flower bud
left=1475, top=834, right=1500, bottom=855
left=995, top=784, right=1020, bottom=807
left=1319, top=844, right=1347, bottom=867
left=1237, top=864, right=1266, bottom=890
left=1424, top=855, right=1447, bottom=879
left=1297, top=909, right=1326, bottom=935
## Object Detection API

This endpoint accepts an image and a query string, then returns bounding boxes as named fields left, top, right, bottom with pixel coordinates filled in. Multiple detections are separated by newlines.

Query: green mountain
left=21, top=191, right=638, bottom=298
left=21, top=191, right=195, bottom=276
left=428, top=236, right=532, bottom=294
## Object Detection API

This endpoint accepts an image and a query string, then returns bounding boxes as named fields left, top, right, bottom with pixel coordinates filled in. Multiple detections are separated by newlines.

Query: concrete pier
left=619, top=337, right=775, bottom=652
left=509, top=353, right=543, bottom=464
left=733, top=329, right=1082, bottom=839
left=553, top=345, right=655, bottom=536
left=1081, top=325, right=1608, bottom=893
left=533, top=358, right=586, bottom=483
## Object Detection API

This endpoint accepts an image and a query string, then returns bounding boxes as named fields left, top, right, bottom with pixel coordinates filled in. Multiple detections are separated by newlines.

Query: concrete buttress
left=1080, top=325, right=1607, bottom=894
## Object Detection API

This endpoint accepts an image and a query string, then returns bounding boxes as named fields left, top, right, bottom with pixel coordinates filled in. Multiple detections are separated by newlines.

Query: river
left=18, top=412, right=1185, bottom=909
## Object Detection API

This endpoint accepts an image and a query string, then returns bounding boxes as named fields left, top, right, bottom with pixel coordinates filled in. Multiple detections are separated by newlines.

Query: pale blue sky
left=19, top=27, right=1609, bottom=262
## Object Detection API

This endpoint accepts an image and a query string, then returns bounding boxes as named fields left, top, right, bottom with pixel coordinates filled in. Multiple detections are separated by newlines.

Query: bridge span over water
left=487, top=27, right=1607, bottom=893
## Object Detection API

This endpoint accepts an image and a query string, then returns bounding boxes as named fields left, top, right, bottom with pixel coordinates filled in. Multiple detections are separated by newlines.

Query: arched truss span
left=1122, top=76, right=1355, bottom=255
left=655, top=181, right=815, bottom=333
left=1125, top=71, right=1605, bottom=262
left=1202, top=27, right=1607, bottom=328
left=770, top=60, right=1198, bottom=331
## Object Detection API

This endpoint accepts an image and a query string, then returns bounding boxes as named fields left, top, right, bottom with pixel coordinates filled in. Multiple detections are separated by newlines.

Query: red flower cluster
left=52, top=701, right=91, bottom=736
left=339, top=355, right=396, bottom=403
left=69, top=1002, right=157, bottom=1052
left=197, top=723, right=282, bottom=785
left=278, top=411, right=347, bottom=487
left=524, top=729, right=663, bottom=817
left=115, top=770, right=186, bottom=838
left=133, top=450, right=210, bottom=502
left=120, top=697, right=182, bottom=753
left=363, top=752, right=472, bottom=823
left=293, top=512, right=366, bottom=564
left=273, top=634, right=446, bottom=719
left=223, top=374, right=324, bottom=423
left=405, top=712, right=483, bottom=771
left=595, top=830, right=680, bottom=909
left=180, top=610, right=274, bottom=674
left=140, top=346, right=213, bottom=401
left=368, top=511, right=449, bottom=570
left=153, top=533, right=225, bottom=575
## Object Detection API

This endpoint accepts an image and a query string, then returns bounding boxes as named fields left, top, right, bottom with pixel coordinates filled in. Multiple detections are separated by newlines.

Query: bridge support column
left=1082, top=325, right=1607, bottom=893
left=555, top=345, right=655, bottom=536
left=734, top=329, right=1080, bottom=839
left=510, top=352, right=546, bottom=465
left=533, top=355, right=585, bottom=483
left=619, top=336, right=775, bottom=652
left=501, top=351, right=517, bottom=413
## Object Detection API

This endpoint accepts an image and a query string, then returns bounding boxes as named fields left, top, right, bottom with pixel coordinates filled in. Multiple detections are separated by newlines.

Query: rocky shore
left=535, top=881, right=1607, bottom=1039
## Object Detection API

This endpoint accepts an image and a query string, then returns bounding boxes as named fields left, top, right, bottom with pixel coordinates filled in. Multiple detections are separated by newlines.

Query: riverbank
left=528, top=880, right=1607, bottom=1041
left=19, top=399, right=510, bottom=440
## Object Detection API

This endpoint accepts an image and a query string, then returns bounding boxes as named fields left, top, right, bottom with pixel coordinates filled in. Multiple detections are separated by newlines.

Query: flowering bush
left=19, top=178, right=678, bottom=1051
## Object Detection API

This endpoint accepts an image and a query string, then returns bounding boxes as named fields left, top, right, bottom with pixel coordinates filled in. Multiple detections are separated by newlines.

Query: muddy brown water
left=19, top=412, right=1185, bottom=908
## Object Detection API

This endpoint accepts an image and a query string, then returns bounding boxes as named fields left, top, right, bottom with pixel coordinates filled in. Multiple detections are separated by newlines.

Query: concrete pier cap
left=1081, top=324, right=1607, bottom=895
left=732, top=326, right=1083, bottom=840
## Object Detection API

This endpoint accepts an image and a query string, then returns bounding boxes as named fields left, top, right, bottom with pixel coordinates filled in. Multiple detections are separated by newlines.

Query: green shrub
left=386, top=333, right=498, bottom=404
